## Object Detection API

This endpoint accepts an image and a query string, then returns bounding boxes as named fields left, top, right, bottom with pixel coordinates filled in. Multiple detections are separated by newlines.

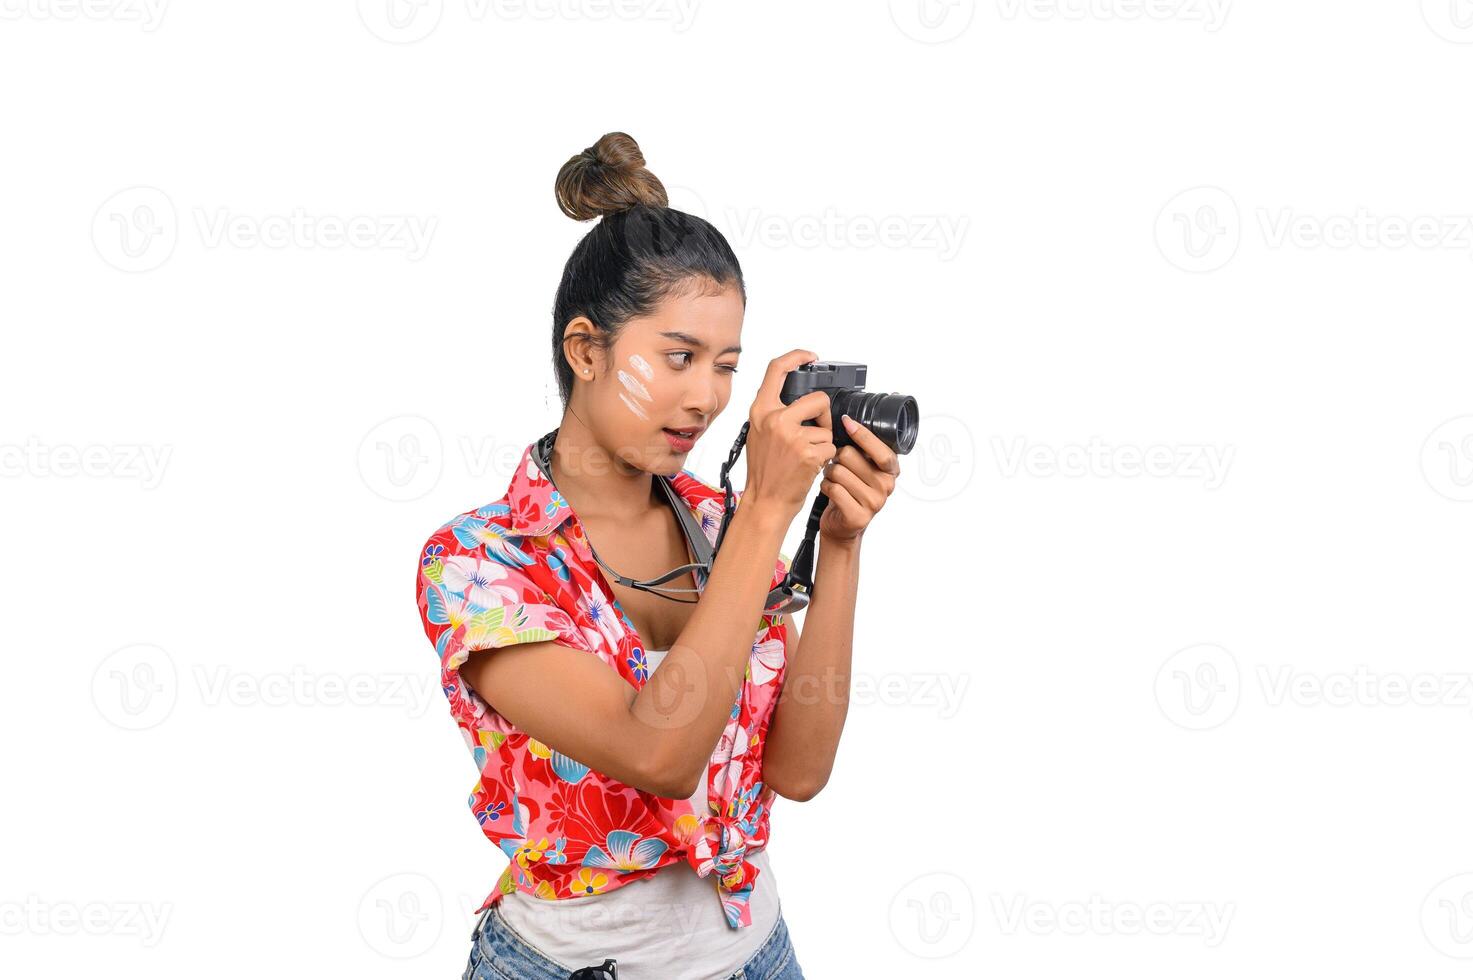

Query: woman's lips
left=662, top=428, right=698, bottom=453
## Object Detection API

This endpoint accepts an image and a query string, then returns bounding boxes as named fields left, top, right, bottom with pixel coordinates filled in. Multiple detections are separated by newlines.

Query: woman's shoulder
left=416, top=492, right=592, bottom=661
left=414, top=483, right=568, bottom=609
left=419, top=496, right=520, bottom=564
left=419, top=440, right=564, bottom=570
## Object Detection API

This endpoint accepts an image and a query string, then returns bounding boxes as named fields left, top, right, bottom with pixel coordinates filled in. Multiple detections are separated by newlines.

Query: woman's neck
left=548, top=413, right=662, bottom=525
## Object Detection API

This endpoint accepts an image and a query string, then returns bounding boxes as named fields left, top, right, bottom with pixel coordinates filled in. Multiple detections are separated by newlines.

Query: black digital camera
left=778, top=360, right=919, bottom=455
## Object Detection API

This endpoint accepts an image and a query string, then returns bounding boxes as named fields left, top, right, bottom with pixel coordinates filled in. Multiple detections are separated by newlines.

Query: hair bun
left=555, top=132, right=669, bottom=221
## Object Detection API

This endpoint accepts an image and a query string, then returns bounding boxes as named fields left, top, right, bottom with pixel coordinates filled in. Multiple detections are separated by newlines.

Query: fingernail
left=841, top=414, right=857, bottom=432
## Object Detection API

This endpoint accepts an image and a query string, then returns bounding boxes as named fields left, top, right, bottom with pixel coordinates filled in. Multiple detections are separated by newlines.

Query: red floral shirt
left=414, top=434, right=791, bottom=929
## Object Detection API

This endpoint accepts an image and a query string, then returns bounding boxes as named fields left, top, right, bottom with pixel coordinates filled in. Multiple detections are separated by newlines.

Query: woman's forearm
left=630, top=493, right=790, bottom=795
left=761, top=532, right=862, bottom=800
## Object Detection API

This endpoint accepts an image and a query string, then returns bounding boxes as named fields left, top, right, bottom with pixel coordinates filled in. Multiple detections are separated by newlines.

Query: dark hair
left=551, top=132, right=746, bottom=408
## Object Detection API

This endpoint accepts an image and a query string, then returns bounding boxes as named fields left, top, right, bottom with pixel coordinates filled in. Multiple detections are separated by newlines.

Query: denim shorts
left=461, top=899, right=806, bottom=980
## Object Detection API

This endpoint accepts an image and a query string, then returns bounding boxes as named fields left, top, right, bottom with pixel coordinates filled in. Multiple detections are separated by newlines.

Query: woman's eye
left=665, top=352, right=736, bottom=374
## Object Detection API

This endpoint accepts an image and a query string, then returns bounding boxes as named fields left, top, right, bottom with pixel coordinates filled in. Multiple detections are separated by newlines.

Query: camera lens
left=835, top=390, right=919, bottom=455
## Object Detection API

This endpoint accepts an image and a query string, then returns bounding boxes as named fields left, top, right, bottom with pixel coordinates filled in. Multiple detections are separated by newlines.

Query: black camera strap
left=529, top=428, right=810, bottom=612
left=716, top=420, right=823, bottom=613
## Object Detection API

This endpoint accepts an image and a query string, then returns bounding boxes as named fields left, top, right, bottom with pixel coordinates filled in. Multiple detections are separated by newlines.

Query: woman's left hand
left=818, top=414, right=901, bottom=542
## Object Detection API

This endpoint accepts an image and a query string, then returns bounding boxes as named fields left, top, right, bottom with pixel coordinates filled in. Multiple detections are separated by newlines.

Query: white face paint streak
left=617, top=369, right=653, bottom=403
left=628, top=353, right=655, bottom=381
left=618, top=392, right=649, bottom=420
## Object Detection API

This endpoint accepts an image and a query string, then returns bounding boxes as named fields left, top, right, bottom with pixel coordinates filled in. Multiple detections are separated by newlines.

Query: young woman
left=415, top=132, right=901, bottom=980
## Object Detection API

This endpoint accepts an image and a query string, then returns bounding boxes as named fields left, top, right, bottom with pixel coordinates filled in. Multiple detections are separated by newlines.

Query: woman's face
left=573, top=282, right=745, bottom=476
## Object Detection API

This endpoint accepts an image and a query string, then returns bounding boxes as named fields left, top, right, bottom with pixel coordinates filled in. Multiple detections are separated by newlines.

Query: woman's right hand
left=741, top=348, right=837, bottom=522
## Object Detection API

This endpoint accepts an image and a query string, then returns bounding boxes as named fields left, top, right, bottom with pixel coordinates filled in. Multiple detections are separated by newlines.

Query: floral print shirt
left=414, top=433, right=791, bottom=930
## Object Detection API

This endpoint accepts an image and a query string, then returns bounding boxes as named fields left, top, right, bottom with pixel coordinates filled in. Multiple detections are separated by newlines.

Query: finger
left=841, top=415, right=900, bottom=475
left=835, top=446, right=898, bottom=495
left=836, top=445, right=882, bottom=482
left=806, top=434, right=838, bottom=469
left=778, top=390, right=832, bottom=428
left=806, top=428, right=838, bottom=449
left=823, top=461, right=885, bottom=513
left=819, top=476, right=866, bottom=525
left=753, top=349, right=819, bottom=414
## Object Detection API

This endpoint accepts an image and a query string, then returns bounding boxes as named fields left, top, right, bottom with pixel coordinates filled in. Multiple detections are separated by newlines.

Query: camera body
left=779, top=360, right=919, bottom=455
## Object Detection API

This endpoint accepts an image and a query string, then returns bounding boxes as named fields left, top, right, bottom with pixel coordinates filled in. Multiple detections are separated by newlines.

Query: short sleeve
left=416, top=528, right=588, bottom=676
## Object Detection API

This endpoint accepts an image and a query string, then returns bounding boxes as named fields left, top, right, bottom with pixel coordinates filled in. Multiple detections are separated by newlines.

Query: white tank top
left=495, top=647, right=781, bottom=979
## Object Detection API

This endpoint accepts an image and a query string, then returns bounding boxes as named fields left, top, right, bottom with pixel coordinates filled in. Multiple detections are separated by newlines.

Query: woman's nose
left=684, top=380, right=720, bottom=417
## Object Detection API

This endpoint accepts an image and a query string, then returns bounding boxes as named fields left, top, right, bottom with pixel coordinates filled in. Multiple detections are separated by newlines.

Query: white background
left=4, top=1, right=1473, bottom=977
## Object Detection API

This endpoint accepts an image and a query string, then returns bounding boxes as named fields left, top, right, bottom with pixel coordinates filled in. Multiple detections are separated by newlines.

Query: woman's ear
left=562, top=317, right=600, bottom=380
